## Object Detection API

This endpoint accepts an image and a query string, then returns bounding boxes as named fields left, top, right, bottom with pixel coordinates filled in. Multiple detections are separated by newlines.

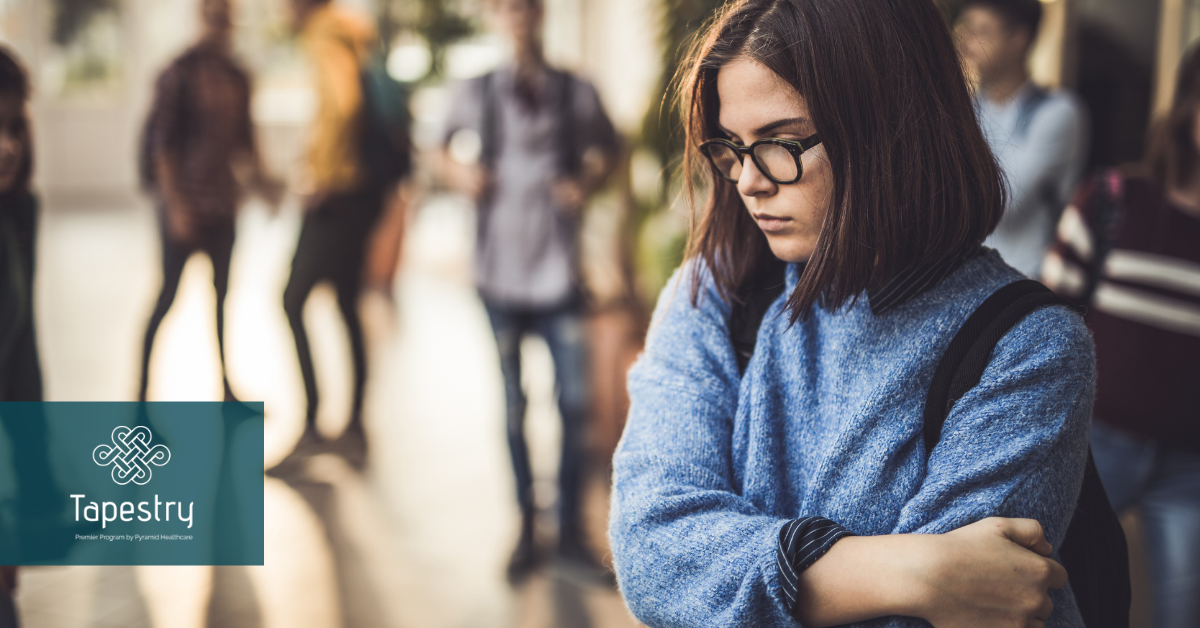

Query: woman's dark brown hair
left=0, top=45, right=33, bottom=197
left=679, top=0, right=1005, bottom=320
left=1147, top=43, right=1200, bottom=191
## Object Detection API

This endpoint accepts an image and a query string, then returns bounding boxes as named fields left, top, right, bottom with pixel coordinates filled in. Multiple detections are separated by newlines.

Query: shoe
left=506, top=508, right=541, bottom=585
left=506, top=534, right=541, bottom=585
left=329, top=420, right=368, bottom=472
left=556, top=535, right=616, bottom=589
left=267, top=426, right=326, bottom=477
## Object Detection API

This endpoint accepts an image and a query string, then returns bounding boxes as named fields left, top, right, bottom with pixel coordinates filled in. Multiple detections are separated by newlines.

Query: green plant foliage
left=629, top=0, right=723, bottom=307
left=51, top=0, right=117, bottom=47
left=377, top=0, right=478, bottom=82
left=639, top=0, right=724, bottom=192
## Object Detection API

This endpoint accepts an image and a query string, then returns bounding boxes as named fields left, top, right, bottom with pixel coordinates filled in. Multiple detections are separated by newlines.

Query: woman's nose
left=736, top=154, right=776, bottom=197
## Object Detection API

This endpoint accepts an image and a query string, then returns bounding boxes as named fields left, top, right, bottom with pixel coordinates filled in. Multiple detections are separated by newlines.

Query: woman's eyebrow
left=754, top=117, right=808, bottom=136
left=717, top=117, right=810, bottom=139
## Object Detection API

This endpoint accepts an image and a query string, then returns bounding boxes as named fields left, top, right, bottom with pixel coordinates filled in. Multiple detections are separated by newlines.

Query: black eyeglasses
left=699, top=134, right=822, bottom=185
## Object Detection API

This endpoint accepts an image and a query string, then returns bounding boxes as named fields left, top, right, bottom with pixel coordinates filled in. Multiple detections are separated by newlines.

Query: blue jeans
left=484, top=301, right=590, bottom=541
left=1091, top=422, right=1200, bottom=628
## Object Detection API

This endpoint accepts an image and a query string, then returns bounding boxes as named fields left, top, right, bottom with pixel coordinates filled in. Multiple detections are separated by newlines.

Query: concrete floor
left=12, top=194, right=642, bottom=628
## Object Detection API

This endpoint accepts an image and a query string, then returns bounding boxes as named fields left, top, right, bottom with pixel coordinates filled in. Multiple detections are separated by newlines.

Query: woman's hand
left=551, top=178, right=586, bottom=215
left=165, top=201, right=195, bottom=244
left=908, top=517, right=1068, bottom=628
left=794, top=517, right=1067, bottom=628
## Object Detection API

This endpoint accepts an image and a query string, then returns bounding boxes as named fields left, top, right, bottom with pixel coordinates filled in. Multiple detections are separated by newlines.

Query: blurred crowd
left=0, top=0, right=1198, bottom=626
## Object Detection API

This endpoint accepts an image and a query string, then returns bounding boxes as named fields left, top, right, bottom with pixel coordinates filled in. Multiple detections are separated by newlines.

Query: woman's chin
left=766, top=238, right=813, bottom=264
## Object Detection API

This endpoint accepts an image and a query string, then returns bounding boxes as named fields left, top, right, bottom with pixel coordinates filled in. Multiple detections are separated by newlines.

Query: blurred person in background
left=957, top=0, right=1088, bottom=277
left=137, top=0, right=281, bottom=404
left=0, top=566, right=12, bottom=628
left=439, top=0, right=618, bottom=584
left=279, top=0, right=402, bottom=471
left=0, top=44, right=47, bottom=628
left=1043, top=43, right=1200, bottom=628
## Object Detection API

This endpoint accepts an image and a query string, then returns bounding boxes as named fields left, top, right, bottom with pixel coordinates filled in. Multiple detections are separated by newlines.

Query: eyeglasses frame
left=698, top=133, right=822, bottom=185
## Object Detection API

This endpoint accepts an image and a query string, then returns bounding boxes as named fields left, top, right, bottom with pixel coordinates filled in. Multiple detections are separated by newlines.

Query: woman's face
left=0, top=93, right=27, bottom=194
left=716, top=56, right=832, bottom=263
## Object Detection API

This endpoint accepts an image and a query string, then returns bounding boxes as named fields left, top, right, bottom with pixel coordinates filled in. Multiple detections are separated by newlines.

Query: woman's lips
left=753, top=213, right=792, bottom=233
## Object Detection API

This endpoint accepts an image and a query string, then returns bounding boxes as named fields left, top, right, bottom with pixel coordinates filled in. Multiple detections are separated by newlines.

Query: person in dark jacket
left=137, top=0, right=280, bottom=403
left=0, top=43, right=46, bottom=628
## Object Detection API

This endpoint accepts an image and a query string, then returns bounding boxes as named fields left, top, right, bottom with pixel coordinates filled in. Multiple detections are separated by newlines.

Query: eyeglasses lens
left=753, top=143, right=799, bottom=182
left=706, top=144, right=742, bottom=181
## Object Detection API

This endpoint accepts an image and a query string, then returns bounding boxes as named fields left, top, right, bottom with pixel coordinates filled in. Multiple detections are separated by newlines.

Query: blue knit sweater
left=609, top=249, right=1094, bottom=628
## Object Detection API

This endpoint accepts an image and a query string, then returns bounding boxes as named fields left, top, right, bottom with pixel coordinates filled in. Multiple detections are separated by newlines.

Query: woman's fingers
left=993, top=517, right=1053, bottom=556
left=1045, top=558, right=1069, bottom=590
left=1035, top=594, right=1055, bottom=620
left=926, top=518, right=1070, bottom=627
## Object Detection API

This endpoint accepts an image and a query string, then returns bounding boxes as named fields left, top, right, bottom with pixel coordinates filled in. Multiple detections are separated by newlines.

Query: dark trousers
left=0, top=583, right=15, bottom=628
left=0, top=315, right=53, bottom=516
left=483, top=300, right=590, bottom=540
left=138, top=214, right=236, bottom=401
left=0, top=293, right=49, bottom=624
left=283, top=188, right=384, bottom=425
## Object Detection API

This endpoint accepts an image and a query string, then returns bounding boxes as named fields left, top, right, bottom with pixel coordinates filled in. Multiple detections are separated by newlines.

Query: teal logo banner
left=0, top=402, right=265, bottom=566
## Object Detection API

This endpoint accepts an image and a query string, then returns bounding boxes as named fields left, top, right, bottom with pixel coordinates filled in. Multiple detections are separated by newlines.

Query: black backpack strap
left=1014, top=85, right=1050, bottom=141
left=923, top=280, right=1080, bottom=455
left=924, top=279, right=1130, bottom=628
left=555, top=69, right=580, bottom=176
left=479, top=71, right=498, bottom=169
left=1080, top=169, right=1125, bottom=305
left=729, top=258, right=788, bottom=376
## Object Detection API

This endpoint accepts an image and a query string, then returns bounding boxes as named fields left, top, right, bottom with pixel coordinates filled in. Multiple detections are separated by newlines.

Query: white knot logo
left=93, top=426, right=171, bottom=485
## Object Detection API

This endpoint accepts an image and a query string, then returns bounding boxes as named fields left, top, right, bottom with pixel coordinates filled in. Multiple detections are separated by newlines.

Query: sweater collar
left=866, top=245, right=983, bottom=315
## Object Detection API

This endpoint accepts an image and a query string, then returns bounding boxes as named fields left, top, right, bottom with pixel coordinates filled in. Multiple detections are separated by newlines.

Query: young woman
left=608, top=1, right=1093, bottom=626
left=1043, top=43, right=1200, bottom=628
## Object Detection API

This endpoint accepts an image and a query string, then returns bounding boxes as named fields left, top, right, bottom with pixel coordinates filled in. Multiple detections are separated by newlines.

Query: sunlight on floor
left=15, top=195, right=643, bottom=628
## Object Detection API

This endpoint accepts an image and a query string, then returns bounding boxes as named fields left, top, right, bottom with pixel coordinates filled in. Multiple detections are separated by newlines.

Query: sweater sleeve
left=890, top=304, right=1095, bottom=624
left=608, top=266, right=803, bottom=628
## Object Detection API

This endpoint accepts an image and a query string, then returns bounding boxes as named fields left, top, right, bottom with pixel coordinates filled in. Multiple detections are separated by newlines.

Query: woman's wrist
left=878, top=534, right=945, bottom=619
left=793, top=533, right=943, bottom=626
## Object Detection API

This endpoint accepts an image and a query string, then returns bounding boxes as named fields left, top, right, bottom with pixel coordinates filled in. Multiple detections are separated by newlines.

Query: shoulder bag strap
left=923, top=279, right=1081, bottom=455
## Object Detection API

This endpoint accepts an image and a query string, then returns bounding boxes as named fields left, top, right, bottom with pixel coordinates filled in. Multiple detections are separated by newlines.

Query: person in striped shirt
left=1042, top=43, right=1200, bottom=628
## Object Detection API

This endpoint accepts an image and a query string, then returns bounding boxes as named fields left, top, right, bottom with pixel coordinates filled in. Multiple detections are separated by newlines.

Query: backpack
left=1078, top=169, right=1126, bottom=305
left=358, top=52, right=413, bottom=189
left=730, top=275, right=1131, bottom=628
left=1014, top=85, right=1050, bottom=141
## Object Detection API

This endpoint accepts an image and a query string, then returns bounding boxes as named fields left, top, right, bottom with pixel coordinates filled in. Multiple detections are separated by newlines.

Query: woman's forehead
left=716, top=57, right=807, bottom=135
